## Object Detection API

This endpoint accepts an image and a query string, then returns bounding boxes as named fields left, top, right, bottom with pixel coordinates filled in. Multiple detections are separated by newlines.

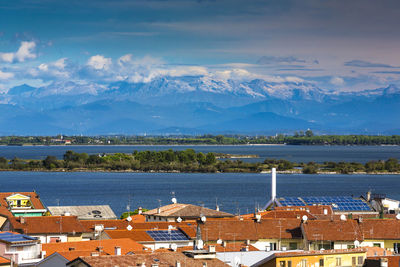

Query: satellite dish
left=201, top=216, right=206, bottom=223
left=171, top=197, right=177, bottom=204
left=217, top=239, right=222, bottom=245
left=302, top=215, right=308, bottom=222
left=354, top=240, right=360, bottom=247
left=197, top=240, right=204, bottom=249
left=396, top=214, right=400, bottom=220
left=126, top=216, right=132, bottom=222
left=340, top=214, right=347, bottom=221
left=176, top=217, right=182, bottom=223
left=170, top=243, right=178, bottom=251
left=127, top=225, right=133, bottom=231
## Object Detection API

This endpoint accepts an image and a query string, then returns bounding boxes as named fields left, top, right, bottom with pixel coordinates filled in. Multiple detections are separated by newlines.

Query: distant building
left=47, top=205, right=117, bottom=220
left=3, top=216, right=91, bottom=244
left=0, top=192, right=47, bottom=218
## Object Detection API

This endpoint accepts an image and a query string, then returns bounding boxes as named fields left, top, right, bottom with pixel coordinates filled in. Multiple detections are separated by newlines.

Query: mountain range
left=0, top=77, right=399, bottom=135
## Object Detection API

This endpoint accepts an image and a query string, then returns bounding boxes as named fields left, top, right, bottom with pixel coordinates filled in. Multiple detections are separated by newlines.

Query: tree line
left=1, top=133, right=400, bottom=145
left=0, top=149, right=399, bottom=174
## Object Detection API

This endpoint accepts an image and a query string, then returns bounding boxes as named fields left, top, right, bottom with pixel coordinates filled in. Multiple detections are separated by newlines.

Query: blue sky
left=1, top=0, right=400, bottom=92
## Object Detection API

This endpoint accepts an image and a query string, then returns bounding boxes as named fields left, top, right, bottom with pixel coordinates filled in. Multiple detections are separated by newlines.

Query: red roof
left=13, top=216, right=89, bottom=234
left=361, top=219, right=400, bottom=240
left=0, top=256, right=10, bottom=264
left=302, top=219, right=363, bottom=241
left=43, top=238, right=147, bottom=257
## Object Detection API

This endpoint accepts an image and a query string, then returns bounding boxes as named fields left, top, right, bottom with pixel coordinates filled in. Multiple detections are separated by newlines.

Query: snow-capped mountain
left=1, top=77, right=399, bottom=135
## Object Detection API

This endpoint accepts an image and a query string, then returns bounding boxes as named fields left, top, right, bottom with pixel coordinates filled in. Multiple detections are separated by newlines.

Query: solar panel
left=147, top=230, right=189, bottom=241
left=0, top=232, right=37, bottom=242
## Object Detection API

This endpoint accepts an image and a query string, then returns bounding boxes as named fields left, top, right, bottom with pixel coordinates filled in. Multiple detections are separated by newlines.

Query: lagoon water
left=1, top=145, right=400, bottom=163
left=1, top=171, right=399, bottom=217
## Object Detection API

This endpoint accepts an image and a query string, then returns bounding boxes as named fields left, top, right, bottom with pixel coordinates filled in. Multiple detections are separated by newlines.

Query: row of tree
left=0, top=150, right=398, bottom=174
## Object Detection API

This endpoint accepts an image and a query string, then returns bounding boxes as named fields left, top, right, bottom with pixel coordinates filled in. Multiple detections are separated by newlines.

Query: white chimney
left=176, top=261, right=181, bottom=267
left=115, top=246, right=121, bottom=255
left=271, top=168, right=276, bottom=201
left=138, top=207, right=143, bottom=215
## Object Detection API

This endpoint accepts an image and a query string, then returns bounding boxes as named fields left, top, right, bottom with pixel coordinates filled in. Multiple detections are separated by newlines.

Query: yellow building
left=258, top=248, right=367, bottom=267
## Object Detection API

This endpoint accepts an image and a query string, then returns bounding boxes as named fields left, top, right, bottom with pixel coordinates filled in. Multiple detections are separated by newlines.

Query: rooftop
left=67, top=252, right=230, bottom=267
left=143, top=203, right=234, bottom=219
left=47, top=205, right=117, bottom=220
left=13, top=215, right=90, bottom=234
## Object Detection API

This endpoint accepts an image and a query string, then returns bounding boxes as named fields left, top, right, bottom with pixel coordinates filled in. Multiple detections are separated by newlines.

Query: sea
left=0, top=145, right=399, bottom=217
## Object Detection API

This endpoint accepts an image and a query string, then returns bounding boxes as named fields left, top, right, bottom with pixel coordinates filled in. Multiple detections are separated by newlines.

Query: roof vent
left=340, top=214, right=347, bottom=221
left=255, top=214, right=261, bottom=222
left=323, top=209, right=328, bottom=215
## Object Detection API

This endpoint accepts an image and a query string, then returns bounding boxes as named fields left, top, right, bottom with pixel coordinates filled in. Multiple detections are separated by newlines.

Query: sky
left=1, top=0, right=400, bottom=92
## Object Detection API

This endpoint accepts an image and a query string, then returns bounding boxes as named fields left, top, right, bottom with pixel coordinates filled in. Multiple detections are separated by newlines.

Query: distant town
left=0, top=170, right=400, bottom=266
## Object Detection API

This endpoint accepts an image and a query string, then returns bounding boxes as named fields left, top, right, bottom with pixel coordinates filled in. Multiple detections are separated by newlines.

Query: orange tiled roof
left=13, top=216, right=89, bottom=234
left=71, top=252, right=230, bottom=267
left=79, top=219, right=129, bottom=232
left=144, top=203, right=234, bottom=218
left=105, top=229, right=154, bottom=242
left=302, top=219, right=363, bottom=241
left=42, top=238, right=147, bottom=256
left=361, top=219, right=400, bottom=240
left=262, top=210, right=317, bottom=220
left=200, top=218, right=302, bottom=241
left=0, top=256, right=10, bottom=264
left=53, top=251, right=93, bottom=261
left=365, top=246, right=393, bottom=257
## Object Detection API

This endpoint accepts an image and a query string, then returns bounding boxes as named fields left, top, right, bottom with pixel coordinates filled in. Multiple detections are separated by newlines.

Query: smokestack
left=271, top=168, right=276, bottom=201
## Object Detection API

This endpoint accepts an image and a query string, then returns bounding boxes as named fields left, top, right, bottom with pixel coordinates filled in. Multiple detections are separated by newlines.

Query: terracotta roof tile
left=71, top=252, right=230, bottom=267
left=43, top=238, right=147, bottom=257
left=144, top=203, right=234, bottom=218
left=79, top=219, right=129, bottom=232
left=0, top=256, right=10, bottom=264
left=276, top=248, right=366, bottom=258
left=361, top=219, right=400, bottom=239
left=302, top=220, right=363, bottom=241
left=13, top=216, right=89, bottom=234
left=105, top=229, right=155, bottom=242
left=200, top=218, right=302, bottom=241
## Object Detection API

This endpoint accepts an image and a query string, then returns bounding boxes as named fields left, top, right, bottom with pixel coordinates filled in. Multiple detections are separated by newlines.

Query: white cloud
left=0, top=70, right=14, bottom=80
left=0, top=41, right=37, bottom=63
left=29, top=58, right=71, bottom=80
left=87, top=55, right=112, bottom=70
left=330, top=76, right=345, bottom=86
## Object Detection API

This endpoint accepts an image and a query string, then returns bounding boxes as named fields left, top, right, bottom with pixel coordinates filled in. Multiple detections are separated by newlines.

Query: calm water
left=1, top=171, right=399, bottom=217
left=0, top=145, right=399, bottom=163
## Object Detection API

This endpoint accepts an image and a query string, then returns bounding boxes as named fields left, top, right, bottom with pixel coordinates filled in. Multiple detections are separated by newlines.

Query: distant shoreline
left=1, top=169, right=399, bottom=175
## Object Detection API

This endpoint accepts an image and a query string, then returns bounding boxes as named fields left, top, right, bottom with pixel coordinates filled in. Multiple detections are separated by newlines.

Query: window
left=301, top=259, right=307, bottom=267
left=394, top=243, right=400, bottom=254
left=373, top=243, right=381, bottom=248
left=17, top=200, right=21, bottom=207
left=352, top=257, right=356, bottom=267
left=288, top=261, right=292, bottom=267
left=358, top=256, right=364, bottom=265
left=319, top=259, right=324, bottom=267
left=280, top=261, right=286, bottom=267
left=289, top=242, right=298, bottom=250
left=270, top=243, right=277, bottom=251
left=336, top=257, right=341, bottom=267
